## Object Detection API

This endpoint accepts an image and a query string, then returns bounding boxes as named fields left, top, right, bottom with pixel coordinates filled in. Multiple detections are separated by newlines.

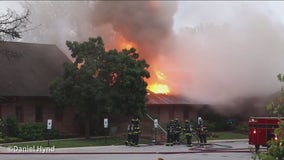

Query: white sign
left=154, top=119, right=158, bottom=128
left=47, top=119, right=52, bottom=130
left=104, top=118, right=108, bottom=128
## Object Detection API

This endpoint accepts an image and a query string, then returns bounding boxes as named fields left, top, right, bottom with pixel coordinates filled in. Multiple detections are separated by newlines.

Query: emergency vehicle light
left=250, top=118, right=256, bottom=122
left=253, top=129, right=256, bottom=134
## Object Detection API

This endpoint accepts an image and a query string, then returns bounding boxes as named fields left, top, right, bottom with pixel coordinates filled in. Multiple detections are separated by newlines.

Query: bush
left=46, top=127, right=61, bottom=139
left=235, top=122, right=248, bottom=134
left=18, top=123, right=61, bottom=141
left=206, top=120, right=229, bottom=131
left=0, top=118, right=6, bottom=137
left=5, top=116, right=19, bottom=137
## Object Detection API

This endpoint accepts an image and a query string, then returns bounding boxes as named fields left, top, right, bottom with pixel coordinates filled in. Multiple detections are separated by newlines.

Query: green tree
left=257, top=74, right=284, bottom=160
left=49, top=37, right=150, bottom=138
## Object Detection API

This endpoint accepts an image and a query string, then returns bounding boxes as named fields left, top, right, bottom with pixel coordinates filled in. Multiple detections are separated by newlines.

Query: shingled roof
left=146, top=91, right=191, bottom=104
left=0, top=41, right=71, bottom=97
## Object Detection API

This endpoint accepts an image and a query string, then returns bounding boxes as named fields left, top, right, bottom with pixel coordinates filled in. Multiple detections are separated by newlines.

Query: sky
left=1, top=1, right=284, bottom=107
left=173, top=1, right=284, bottom=32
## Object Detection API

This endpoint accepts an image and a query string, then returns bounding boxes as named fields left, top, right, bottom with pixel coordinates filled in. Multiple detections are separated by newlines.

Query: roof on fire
left=0, top=41, right=71, bottom=97
left=146, top=91, right=192, bottom=104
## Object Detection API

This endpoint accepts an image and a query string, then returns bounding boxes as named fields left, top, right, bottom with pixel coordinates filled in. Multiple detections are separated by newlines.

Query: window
left=16, top=106, right=24, bottom=122
left=35, top=106, right=43, bottom=122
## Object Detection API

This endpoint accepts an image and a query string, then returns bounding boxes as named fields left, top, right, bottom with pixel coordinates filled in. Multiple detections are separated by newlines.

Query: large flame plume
left=147, top=71, right=170, bottom=94
left=117, top=36, right=171, bottom=95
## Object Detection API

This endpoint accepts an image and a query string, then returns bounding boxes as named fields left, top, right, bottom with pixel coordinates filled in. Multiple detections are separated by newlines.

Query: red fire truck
left=248, top=116, right=281, bottom=152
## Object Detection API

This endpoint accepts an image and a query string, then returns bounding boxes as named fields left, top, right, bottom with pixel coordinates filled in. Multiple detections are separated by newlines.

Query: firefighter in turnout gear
left=125, top=119, right=135, bottom=146
left=166, top=120, right=174, bottom=146
left=183, top=120, right=193, bottom=147
left=132, top=118, right=141, bottom=146
left=197, top=117, right=208, bottom=144
left=173, top=118, right=182, bottom=144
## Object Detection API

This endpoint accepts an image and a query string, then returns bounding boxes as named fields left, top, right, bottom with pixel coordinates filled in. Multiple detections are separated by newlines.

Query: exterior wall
left=147, top=104, right=201, bottom=125
left=54, top=109, right=80, bottom=136
left=0, top=97, right=80, bottom=136
left=0, top=97, right=208, bottom=137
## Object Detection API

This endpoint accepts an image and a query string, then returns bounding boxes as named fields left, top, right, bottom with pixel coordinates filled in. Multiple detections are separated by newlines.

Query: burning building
left=2, top=1, right=283, bottom=137
left=0, top=41, right=206, bottom=137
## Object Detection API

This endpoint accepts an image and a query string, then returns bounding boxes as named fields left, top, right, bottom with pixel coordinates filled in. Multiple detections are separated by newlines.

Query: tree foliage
left=0, top=9, right=30, bottom=40
left=257, top=74, right=284, bottom=160
left=49, top=37, right=150, bottom=138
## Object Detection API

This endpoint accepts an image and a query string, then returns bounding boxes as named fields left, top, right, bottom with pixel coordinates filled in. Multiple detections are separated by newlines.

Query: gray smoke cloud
left=16, top=1, right=284, bottom=107
left=20, top=1, right=95, bottom=54
left=20, top=1, right=177, bottom=62
left=92, top=1, right=177, bottom=63
left=159, top=2, right=284, bottom=106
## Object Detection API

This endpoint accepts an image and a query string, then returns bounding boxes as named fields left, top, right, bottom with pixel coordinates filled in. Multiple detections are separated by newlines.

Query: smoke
left=19, top=1, right=96, bottom=55
left=156, top=2, right=284, bottom=106
left=91, top=1, right=177, bottom=63
left=20, top=1, right=177, bottom=61
left=17, top=1, right=284, bottom=106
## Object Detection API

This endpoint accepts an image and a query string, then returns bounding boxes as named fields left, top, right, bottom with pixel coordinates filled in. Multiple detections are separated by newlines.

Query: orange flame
left=117, top=34, right=136, bottom=50
left=147, top=70, right=170, bottom=94
left=115, top=34, right=170, bottom=94
left=147, top=83, right=170, bottom=94
left=120, top=41, right=134, bottom=50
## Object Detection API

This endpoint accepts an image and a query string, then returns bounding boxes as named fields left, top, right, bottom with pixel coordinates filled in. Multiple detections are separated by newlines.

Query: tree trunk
left=84, top=113, right=90, bottom=139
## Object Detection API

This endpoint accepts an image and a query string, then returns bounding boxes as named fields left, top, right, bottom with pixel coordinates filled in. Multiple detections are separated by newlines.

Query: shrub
left=235, top=122, right=248, bottom=134
left=0, top=118, right=6, bottom=137
left=5, top=116, right=19, bottom=137
left=206, top=120, right=229, bottom=132
left=45, top=127, right=61, bottom=139
left=18, top=123, right=61, bottom=141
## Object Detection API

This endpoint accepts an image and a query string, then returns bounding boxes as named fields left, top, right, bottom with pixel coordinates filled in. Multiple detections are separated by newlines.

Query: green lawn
left=1, top=132, right=247, bottom=148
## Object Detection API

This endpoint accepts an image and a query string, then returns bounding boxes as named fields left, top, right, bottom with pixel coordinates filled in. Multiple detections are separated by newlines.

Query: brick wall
left=0, top=97, right=207, bottom=137
left=0, top=97, right=80, bottom=136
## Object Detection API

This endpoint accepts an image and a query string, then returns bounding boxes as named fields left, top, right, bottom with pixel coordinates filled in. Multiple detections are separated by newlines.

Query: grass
left=1, top=131, right=247, bottom=148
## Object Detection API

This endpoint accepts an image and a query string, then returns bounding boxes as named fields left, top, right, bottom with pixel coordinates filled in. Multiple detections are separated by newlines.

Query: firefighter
left=125, top=119, right=135, bottom=146
left=197, top=117, right=208, bottom=145
left=166, top=120, right=174, bottom=146
left=183, top=120, right=193, bottom=147
left=173, top=118, right=182, bottom=144
left=132, top=118, right=141, bottom=146
left=198, top=117, right=203, bottom=126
